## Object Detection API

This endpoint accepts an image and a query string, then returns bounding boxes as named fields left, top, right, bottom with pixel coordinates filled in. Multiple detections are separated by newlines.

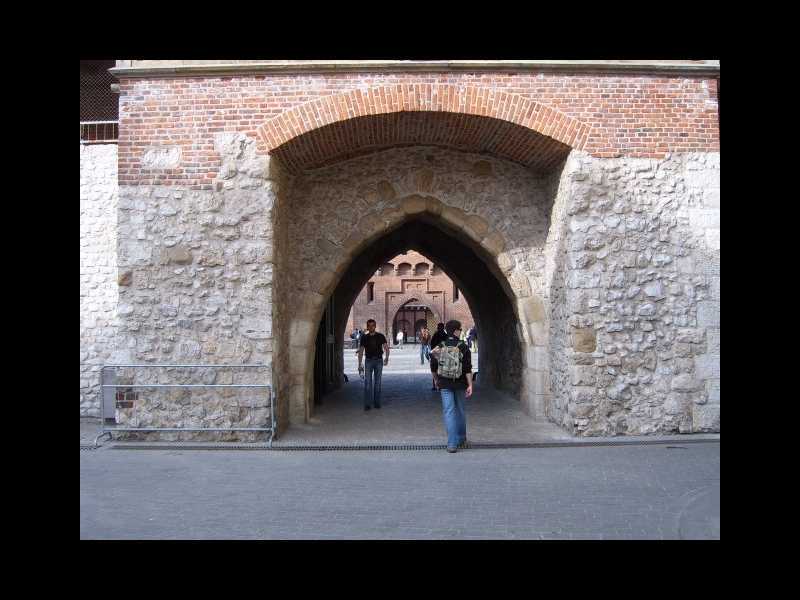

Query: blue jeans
left=420, top=343, right=430, bottom=364
left=363, top=358, right=383, bottom=408
left=440, top=387, right=467, bottom=448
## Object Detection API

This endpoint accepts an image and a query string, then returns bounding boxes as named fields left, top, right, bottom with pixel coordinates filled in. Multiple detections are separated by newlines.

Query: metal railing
left=80, top=121, right=118, bottom=144
left=94, top=364, right=275, bottom=448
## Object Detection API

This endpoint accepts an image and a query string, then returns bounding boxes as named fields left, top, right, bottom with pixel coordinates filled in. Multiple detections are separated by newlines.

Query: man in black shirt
left=357, top=319, right=389, bottom=411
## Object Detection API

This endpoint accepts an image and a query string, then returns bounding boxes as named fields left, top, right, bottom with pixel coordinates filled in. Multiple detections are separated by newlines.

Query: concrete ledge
left=111, top=60, right=720, bottom=79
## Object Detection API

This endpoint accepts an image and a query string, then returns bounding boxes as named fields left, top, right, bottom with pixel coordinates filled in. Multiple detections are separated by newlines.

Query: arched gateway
left=260, top=84, right=589, bottom=429
left=108, top=64, right=720, bottom=437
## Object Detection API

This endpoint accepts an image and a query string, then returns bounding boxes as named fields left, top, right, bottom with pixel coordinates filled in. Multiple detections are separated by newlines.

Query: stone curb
left=90, top=434, right=719, bottom=451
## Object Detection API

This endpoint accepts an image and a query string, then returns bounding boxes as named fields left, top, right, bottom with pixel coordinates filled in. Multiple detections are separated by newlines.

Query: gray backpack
left=436, top=341, right=463, bottom=379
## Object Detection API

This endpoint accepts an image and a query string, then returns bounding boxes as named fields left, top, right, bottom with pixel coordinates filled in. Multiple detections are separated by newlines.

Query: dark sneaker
left=364, top=406, right=371, bottom=411
left=447, top=447, right=457, bottom=453
left=458, top=440, right=468, bottom=449
left=431, top=387, right=437, bottom=391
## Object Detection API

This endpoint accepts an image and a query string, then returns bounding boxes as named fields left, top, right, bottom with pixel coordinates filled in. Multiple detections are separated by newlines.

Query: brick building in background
left=346, top=250, right=475, bottom=343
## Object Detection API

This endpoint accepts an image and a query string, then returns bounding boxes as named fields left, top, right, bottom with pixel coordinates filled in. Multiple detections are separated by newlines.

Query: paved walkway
left=281, top=345, right=574, bottom=445
left=80, top=442, right=720, bottom=539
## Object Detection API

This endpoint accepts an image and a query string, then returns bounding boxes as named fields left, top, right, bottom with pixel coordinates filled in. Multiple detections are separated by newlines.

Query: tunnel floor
left=279, top=344, right=571, bottom=445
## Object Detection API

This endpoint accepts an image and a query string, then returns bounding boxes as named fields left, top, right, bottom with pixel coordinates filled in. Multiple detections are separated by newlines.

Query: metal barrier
left=94, top=364, right=275, bottom=448
left=80, top=121, right=119, bottom=144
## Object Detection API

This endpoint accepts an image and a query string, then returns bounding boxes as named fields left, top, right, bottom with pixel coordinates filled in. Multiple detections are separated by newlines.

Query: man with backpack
left=428, top=322, right=447, bottom=391
left=430, top=319, right=473, bottom=453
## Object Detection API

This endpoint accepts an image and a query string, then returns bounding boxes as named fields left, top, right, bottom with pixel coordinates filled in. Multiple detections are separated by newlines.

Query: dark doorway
left=313, top=295, right=336, bottom=406
left=393, top=301, right=432, bottom=343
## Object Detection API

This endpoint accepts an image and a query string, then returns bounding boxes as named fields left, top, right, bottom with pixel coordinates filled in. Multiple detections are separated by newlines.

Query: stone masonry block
left=685, top=169, right=720, bottom=189
left=524, top=346, right=549, bottom=371
left=689, top=208, right=720, bottom=230
left=401, top=195, right=427, bottom=215
left=480, top=231, right=506, bottom=256
left=705, top=229, right=720, bottom=251
left=706, top=379, right=720, bottom=404
left=440, top=205, right=467, bottom=230
left=523, top=369, right=549, bottom=396
left=706, top=328, right=720, bottom=354
left=517, top=295, right=545, bottom=323
left=289, top=319, right=315, bottom=348
left=572, top=327, right=597, bottom=353
left=696, top=301, right=720, bottom=328
left=528, top=321, right=548, bottom=346
left=571, top=366, right=596, bottom=386
left=693, top=403, right=720, bottom=432
left=703, top=187, right=720, bottom=208
left=694, top=353, right=720, bottom=380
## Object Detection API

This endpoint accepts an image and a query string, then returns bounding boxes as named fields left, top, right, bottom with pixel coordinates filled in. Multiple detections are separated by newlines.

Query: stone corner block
left=571, top=327, right=597, bottom=353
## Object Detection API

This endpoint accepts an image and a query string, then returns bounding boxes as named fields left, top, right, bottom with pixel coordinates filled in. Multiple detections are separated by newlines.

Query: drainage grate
left=80, top=445, right=98, bottom=451
left=106, top=439, right=719, bottom=451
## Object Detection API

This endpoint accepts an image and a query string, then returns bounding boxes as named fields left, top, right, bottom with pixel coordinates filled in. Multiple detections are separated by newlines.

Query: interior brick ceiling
left=270, top=112, right=573, bottom=175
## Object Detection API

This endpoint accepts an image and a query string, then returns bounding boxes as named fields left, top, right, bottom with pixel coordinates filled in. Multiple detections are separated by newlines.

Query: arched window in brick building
left=414, top=262, right=429, bottom=276
left=379, top=263, right=394, bottom=276
left=397, top=263, right=412, bottom=276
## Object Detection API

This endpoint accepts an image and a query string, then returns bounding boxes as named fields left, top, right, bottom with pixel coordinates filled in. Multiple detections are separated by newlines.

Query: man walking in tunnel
left=357, top=319, right=389, bottom=411
left=430, top=320, right=473, bottom=453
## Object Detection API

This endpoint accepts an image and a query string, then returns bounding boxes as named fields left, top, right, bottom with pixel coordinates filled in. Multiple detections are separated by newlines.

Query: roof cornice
left=110, top=60, right=720, bottom=79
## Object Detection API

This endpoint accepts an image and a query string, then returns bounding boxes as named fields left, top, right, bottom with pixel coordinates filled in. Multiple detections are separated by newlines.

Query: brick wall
left=118, top=73, right=719, bottom=188
left=346, top=250, right=475, bottom=339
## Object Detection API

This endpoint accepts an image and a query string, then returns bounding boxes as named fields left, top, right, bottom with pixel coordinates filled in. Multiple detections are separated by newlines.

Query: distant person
left=357, top=319, right=389, bottom=411
left=396, top=329, right=404, bottom=348
left=467, top=326, right=477, bottom=353
left=428, top=322, right=447, bottom=391
left=419, top=326, right=431, bottom=365
left=430, top=320, right=473, bottom=453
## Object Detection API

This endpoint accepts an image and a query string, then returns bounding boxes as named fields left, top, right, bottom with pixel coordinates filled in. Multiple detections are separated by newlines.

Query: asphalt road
left=80, top=441, right=720, bottom=540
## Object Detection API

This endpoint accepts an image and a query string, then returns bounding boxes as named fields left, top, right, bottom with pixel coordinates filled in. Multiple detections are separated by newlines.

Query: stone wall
left=80, top=144, right=119, bottom=416
left=550, top=152, right=720, bottom=435
left=112, top=133, right=280, bottom=439
left=108, top=137, right=720, bottom=436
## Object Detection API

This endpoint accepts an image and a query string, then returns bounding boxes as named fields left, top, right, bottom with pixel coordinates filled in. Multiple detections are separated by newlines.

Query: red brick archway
left=387, top=294, right=443, bottom=341
left=256, top=84, right=594, bottom=173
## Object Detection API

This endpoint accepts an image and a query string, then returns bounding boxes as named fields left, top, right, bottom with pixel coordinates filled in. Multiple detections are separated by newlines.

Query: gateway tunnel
left=313, top=215, right=524, bottom=409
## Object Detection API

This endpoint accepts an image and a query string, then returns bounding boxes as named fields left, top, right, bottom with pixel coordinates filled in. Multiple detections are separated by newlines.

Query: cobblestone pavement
left=80, top=441, right=720, bottom=539
left=281, top=345, right=577, bottom=445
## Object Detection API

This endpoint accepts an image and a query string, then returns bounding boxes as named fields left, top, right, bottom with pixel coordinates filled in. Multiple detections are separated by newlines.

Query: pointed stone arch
left=280, top=193, right=547, bottom=425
